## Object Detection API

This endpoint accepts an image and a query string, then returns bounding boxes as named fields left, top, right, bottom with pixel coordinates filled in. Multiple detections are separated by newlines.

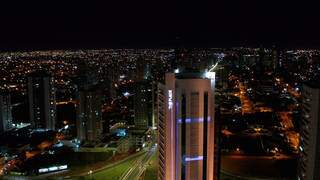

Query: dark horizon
left=2, top=36, right=320, bottom=52
left=0, top=1, right=319, bottom=51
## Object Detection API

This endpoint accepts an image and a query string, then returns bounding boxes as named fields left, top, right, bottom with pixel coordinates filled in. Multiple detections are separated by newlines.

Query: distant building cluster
left=0, top=48, right=319, bottom=179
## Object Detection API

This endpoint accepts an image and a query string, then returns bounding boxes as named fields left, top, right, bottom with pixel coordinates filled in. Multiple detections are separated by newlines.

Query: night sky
left=0, top=1, right=319, bottom=50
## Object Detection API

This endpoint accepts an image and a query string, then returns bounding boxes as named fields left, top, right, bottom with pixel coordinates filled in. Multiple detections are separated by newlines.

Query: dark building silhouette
left=77, top=85, right=103, bottom=142
left=0, top=91, right=12, bottom=133
left=134, top=80, right=154, bottom=129
left=298, top=82, right=320, bottom=180
left=28, top=71, right=56, bottom=130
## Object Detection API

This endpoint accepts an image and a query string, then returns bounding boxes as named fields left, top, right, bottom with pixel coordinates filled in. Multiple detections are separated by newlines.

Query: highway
left=120, top=144, right=157, bottom=180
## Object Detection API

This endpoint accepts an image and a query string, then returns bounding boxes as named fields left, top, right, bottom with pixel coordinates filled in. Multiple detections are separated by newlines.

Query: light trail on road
left=120, top=145, right=157, bottom=180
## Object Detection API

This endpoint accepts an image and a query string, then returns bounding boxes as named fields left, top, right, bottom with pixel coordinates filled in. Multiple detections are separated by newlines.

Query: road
left=237, top=81, right=273, bottom=114
left=277, top=112, right=299, bottom=151
left=2, top=170, right=69, bottom=180
left=56, top=100, right=77, bottom=105
left=238, top=82, right=255, bottom=114
left=277, top=112, right=294, bottom=130
left=275, top=78, right=300, bottom=98
left=120, top=144, right=157, bottom=180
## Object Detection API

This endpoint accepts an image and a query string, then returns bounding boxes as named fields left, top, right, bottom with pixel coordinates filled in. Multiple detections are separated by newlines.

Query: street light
left=88, top=170, right=93, bottom=179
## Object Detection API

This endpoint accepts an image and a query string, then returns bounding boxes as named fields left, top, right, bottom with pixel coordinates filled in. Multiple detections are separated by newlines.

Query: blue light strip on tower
left=185, top=156, right=203, bottom=162
left=177, top=117, right=211, bottom=123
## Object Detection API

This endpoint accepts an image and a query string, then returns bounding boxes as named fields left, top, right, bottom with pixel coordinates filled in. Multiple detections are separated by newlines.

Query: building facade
left=158, top=71, right=216, bottom=180
left=77, top=86, right=103, bottom=142
left=28, top=71, right=56, bottom=130
left=0, top=93, right=12, bottom=133
left=134, top=80, right=154, bottom=129
left=298, top=83, right=320, bottom=180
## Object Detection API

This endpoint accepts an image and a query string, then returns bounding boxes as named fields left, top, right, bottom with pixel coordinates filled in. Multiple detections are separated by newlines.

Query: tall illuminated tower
left=158, top=69, right=216, bottom=180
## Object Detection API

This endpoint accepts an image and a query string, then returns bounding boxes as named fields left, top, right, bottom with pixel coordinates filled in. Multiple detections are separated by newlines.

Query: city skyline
left=0, top=0, right=319, bottom=179
left=0, top=47, right=318, bottom=179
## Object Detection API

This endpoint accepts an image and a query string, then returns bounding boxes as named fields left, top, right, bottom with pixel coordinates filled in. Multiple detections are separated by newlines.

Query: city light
left=38, top=165, right=68, bottom=174
left=205, top=71, right=216, bottom=80
left=123, top=92, right=130, bottom=97
left=0, top=47, right=317, bottom=179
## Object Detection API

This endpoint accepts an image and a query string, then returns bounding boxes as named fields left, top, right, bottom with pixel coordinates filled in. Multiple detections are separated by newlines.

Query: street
left=238, top=82, right=255, bottom=114
left=120, top=144, right=157, bottom=180
left=277, top=112, right=299, bottom=151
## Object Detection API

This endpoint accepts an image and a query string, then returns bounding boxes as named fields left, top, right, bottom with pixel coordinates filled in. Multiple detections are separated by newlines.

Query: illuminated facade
left=28, top=71, right=56, bottom=130
left=298, top=83, right=320, bottom=180
left=158, top=70, right=216, bottom=180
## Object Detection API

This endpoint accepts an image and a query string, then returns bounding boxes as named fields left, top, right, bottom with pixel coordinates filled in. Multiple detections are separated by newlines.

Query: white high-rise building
left=158, top=70, right=216, bottom=180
